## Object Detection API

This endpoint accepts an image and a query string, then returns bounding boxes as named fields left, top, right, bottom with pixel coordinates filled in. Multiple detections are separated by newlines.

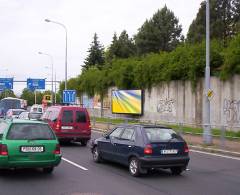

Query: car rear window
left=7, top=123, right=55, bottom=140
left=62, top=110, right=73, bottom=123
left=144, top=127, right=176, bottom=142
left=12, top=110, right=23, bottom=115
left=76, top=111, right=87, bottom=123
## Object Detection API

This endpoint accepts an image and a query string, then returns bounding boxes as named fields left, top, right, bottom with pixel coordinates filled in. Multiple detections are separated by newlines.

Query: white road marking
left=190, top=149, right=240, bottom=161
left=62, top=157, right=88, bottom=171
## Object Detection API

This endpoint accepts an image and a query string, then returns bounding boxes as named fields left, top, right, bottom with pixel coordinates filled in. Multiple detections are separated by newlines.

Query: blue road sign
left=27, top=78, right=45, bottom=91
left=0, top=78, right=13, bottom=90
left=63, top=90, right=76, bottom=104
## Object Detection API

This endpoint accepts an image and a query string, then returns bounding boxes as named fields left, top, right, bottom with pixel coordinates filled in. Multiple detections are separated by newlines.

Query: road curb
left=92, top=128, right=240, bottom=158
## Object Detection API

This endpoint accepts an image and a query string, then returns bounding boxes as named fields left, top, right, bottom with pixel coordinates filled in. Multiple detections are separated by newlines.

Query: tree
left=135, top=6, right=183, bottom=54
left=187, top=0, right=240, bottom=45
left=20, top=88, right=35, bottom=106
left=0, top=89, right=16, bottom=100
left=83, top=33, right=105, bottom=71
left=107, top=30, right=136, bottom=61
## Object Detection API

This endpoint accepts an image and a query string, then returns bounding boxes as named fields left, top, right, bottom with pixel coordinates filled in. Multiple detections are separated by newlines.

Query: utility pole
left=203, top=0, right=212, bottom=145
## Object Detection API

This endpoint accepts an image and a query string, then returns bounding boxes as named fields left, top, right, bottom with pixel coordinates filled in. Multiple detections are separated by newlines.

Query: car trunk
left=6, top=140, right=57, bottom=162
left=150, top=139, right=186, bottom=157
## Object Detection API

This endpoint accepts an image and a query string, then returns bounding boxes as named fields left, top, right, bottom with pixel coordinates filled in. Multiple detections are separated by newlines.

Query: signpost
left=63, top=90, right=76, bottom=104
left=27, top=78, right=45, bottom=91
left=0, top=78, right=13, bottom=90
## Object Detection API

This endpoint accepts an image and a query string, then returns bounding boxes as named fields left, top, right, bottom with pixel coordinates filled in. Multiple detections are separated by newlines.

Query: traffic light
left=43, top=95, right=52, bottom=103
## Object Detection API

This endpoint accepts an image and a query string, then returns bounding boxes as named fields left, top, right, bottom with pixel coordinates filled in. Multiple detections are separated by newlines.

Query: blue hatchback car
left=91, top=124, right=190, bottom=177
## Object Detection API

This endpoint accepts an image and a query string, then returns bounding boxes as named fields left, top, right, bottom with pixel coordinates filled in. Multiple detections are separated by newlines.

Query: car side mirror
left=103, top=133, right=110, bottom=139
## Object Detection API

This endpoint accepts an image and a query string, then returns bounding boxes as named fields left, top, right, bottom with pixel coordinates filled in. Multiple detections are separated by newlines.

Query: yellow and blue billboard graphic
left=112, top=90, right=143, bottom=115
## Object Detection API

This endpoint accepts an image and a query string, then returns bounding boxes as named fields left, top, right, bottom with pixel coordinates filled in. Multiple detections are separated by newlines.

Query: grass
left=91, top=117, right=240, bottom=139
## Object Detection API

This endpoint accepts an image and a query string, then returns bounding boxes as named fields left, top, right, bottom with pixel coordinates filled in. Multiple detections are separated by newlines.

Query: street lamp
left=45, top=18, right=68, bottom=90
left=203, top=0, right=212, bottom=145
left=38, top=52, right=54, bottom=105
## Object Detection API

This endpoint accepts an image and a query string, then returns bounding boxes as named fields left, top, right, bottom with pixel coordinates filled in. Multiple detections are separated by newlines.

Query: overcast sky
left=0, top=0, right=203, bottom=95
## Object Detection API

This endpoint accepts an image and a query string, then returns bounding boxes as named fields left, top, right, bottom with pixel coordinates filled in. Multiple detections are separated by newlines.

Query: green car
left=0, top=119, right=61, bottom=173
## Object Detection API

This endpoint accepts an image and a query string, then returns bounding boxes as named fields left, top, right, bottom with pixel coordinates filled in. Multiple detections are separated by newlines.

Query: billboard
left=112, top=90, right=143, bottom=115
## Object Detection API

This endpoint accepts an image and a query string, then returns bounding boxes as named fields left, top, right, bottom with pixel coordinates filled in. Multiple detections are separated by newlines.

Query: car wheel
left=81, top=140, right=88, bottom=146
left=129, top=157, right=141, bottom=177
left=171, top=167, right=183, bottom=175
left=92, top=146, right=102, bottom=163
left=43, top=167, right=54, bottom=174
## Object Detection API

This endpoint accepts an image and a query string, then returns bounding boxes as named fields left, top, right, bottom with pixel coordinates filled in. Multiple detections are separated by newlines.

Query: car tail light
left=56, top=120, right=61, bottom=130
left=53, top=144, right=61, bottom=155
left=144, top=144, right=153, bottom=155
left=0, top=144, right=8, bottom=156
left=184, top=143, right=189, bottom=153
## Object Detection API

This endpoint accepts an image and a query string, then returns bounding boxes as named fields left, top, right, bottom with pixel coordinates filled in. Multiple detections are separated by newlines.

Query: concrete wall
left=88, top=75, right=240, bottom=131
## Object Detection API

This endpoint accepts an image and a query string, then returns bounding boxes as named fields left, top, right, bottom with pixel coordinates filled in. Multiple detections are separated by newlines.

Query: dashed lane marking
left=62, top=157, right=88, bottom=171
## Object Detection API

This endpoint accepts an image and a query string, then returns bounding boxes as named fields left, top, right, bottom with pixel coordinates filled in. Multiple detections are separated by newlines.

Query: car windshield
left=7, top=123, right=55, bottom=140
left=144, top=127, right=177, bottom=142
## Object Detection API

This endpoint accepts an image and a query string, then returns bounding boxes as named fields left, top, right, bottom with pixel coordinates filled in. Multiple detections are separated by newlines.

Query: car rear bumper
left=0, top=155, right=62, bottom=168
left=139, top=156, right=190, bottom=169
left=56, top=132, right=91, bottom=141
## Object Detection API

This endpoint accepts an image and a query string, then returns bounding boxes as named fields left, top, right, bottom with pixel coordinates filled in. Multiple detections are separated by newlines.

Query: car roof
left=47, top=105, right=87, bottom=109
left=5, top=119, right=46, bottom=124
left=114, top=123, right=169, bottom=129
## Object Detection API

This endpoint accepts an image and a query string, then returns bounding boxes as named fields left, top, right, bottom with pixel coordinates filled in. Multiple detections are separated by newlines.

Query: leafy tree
left=107, top=30, right=136, bottom=62
left=20, top=88, right=35, bottom=106
left=220, top=33, right=240, bottom=79
left=135, top=6, right=183, bottom=54
left=83, top=33, right=105, bottom=71
left=0, top=89, right=16, bottom=99
left=187, top=0, right=240, bottom=45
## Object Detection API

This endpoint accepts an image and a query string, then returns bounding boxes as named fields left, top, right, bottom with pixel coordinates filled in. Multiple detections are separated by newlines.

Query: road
left=0, top=131, right=239, bottom=195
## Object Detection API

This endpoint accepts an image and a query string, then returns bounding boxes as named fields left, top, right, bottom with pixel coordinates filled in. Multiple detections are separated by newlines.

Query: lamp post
left=45, top=18, right=68, bottom=91
left=38, top=52, right=54, bottom=105
left=203, top=0, right=212, bottom=145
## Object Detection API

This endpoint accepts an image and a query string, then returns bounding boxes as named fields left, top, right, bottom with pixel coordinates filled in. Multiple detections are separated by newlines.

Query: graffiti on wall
left=157, top=98, right=176, bottom=115
left=223, top=99, right=240, bottom=124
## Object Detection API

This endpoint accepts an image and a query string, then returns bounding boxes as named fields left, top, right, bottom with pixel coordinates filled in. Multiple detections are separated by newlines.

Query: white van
left=30, top=104, right=43, bottom=113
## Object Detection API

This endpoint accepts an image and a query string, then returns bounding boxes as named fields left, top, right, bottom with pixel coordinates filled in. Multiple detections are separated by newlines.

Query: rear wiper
left=28, top=138, right=50, bottom=140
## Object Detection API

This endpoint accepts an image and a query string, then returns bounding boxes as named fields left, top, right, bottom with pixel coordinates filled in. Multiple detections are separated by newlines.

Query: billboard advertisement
left=112, top=90, right=143, bottom=115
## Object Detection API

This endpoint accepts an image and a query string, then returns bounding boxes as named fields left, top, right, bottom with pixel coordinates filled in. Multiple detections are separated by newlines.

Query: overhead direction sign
left=63, top=90, right=76, bottom=104
left=27, top=78, right=45, bottom=91
left=0, top=78, right=13, bottom=90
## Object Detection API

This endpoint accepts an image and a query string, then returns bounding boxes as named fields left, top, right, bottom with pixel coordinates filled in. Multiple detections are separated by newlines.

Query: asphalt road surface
left=0, top=131, right=239, bottom=195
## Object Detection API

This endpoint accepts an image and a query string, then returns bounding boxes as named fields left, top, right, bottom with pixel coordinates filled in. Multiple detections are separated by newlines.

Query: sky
left=0, top=0, right=203, bottom=95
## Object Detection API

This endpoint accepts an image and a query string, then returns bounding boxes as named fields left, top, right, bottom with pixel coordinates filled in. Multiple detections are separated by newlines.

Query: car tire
left=92, top=146, right=102, bottom=163
left=81, top=140, right=88, bottom=146
left=129, top=157, right=141, bottom=177
left=43, top=167, right=54, bottom=174
left=171, top=167, right=183, bottom=175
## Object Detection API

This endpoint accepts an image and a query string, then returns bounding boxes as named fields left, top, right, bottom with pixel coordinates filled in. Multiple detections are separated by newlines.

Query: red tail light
left=56, top=120, right=61, bottom=130
left=0, top=144, right=8, bottom=156
left=53, top=144, right=61, bottom=155
left=184, top=143, right=189, bottom=153
left=144, top=144, right=153, bottom=155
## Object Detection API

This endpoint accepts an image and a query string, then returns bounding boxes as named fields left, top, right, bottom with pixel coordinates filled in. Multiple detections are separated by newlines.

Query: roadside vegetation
left=92, top=117, right=240, bottom=139
left=59, top=0, right=240, bottom=99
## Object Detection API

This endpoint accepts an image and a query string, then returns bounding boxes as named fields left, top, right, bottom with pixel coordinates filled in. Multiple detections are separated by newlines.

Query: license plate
left=62, top=126, right=73, bottom=130
left=21, top=146, right=44, bottom=153
left=161, top=149, right=178, bottom=154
